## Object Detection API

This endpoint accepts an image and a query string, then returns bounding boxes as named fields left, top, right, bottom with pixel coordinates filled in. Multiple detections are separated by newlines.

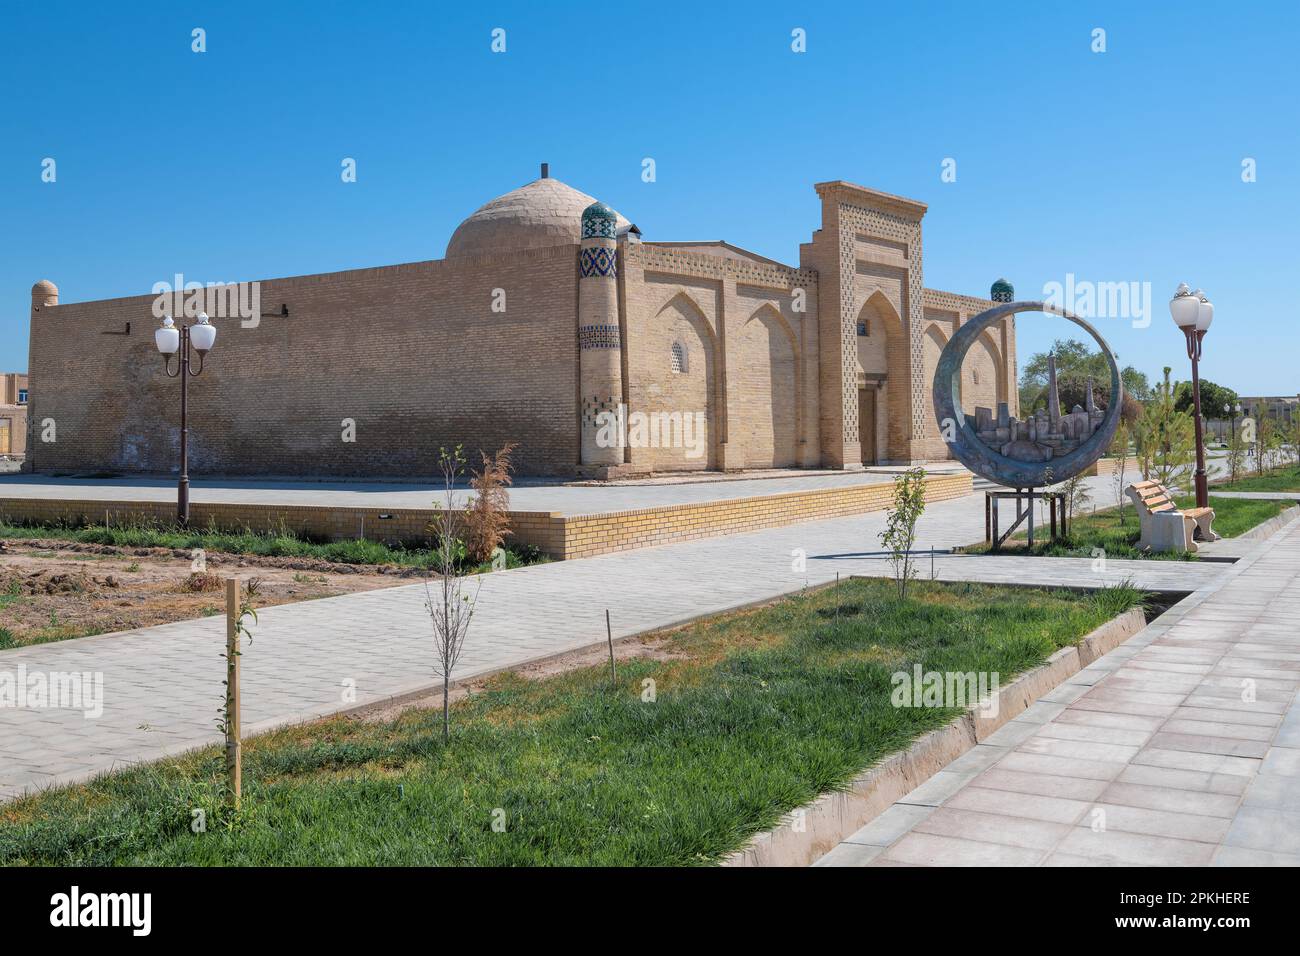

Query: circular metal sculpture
left=933, top=300, right=1123, bottom=488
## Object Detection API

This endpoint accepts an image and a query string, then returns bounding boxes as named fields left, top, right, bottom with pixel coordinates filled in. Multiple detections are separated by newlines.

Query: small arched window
left=857, top=320, right=869, bottom=337
left=670, top=341, right=688, bottom=374
left=972, top=367, right=981, bottom=385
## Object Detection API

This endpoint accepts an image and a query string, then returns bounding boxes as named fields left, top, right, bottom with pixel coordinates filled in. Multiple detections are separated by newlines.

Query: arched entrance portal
left=855, top=291, right=908, bottom=463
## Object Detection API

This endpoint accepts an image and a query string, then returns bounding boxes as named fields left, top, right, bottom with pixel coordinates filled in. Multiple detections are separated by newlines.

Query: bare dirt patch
left=0, top=538, right=420, bottom=647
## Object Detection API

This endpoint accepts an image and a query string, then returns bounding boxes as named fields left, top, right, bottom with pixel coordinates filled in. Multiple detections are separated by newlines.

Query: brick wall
left=0, top=473, right=970, bottom=561
left=623, top=244, right=818, bottom=473
left=27, top=248, right=581, bottom=478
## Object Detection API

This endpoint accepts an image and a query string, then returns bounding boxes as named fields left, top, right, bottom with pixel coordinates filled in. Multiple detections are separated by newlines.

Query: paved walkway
left=816, top=514, right=1300, bottom=867
left=1209, top=490, right=1300, bottom=500
left=0, top=476, right=1224, bottom=802
left=0, top=471, right=906, bottom=517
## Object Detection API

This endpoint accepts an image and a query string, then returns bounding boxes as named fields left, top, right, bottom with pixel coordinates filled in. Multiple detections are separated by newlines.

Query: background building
left=25, top=169, right=1017, bottom=478
left=1239, top=395, right=1299, bottom=427
left=0, top=372, right=27, bottom=459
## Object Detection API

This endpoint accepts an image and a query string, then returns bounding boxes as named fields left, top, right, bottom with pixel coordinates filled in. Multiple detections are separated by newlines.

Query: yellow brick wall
left=27, top=247, right=582, bottom=478
left=0, top=474, right=970, bottom=562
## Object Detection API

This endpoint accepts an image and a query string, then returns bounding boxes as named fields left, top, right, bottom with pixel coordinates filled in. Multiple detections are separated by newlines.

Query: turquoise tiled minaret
left=579, top=201, right=623, bottom=467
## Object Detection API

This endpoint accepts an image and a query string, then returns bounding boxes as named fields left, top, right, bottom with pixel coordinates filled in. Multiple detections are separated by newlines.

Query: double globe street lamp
left=155, top=313, right=217, bottom=527
left=1169, top=283, right=1214, bottom=508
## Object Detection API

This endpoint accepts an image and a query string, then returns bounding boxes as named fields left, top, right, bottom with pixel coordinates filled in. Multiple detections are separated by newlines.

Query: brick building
left=0, top=372, right=28, bottom=458
left=25, top=169, right=1017, bottom=478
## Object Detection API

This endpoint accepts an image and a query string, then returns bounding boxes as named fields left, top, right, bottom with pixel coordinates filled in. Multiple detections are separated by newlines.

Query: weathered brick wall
left=27, top=248, right=580, bottom=478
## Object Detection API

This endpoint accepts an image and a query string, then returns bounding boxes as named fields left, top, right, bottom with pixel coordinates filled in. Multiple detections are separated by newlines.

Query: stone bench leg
left=1150, top=510, right=1194, bottom=554
left=1192, top=509, right=1220, bottom=542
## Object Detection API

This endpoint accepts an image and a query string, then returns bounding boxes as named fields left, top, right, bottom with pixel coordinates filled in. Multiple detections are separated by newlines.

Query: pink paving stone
left=915, top=807, right=1071, bottom=850
left=996, top=751, right=1127, bottom=782
left=1054, top=709, right=1166, bottom=732
left=1091, top=802, right=1232, bottom=843
left=1099, top=781, right=1242, bottom=818
left=1055, top=827, right=1217, bottom=866
left=1160, top=718, right=1277, bottom=741
left=1134, top=747, right=1262, bottom=777
left=1146, top=731, right=1272, bottom=759
left=972, top=768, right=1110, bottom=802
left=1033, top=722, right=1153, bottom=748
left=878, top=831, right=1043, bottom=867
left=944, top=786, right=1091, bottom=825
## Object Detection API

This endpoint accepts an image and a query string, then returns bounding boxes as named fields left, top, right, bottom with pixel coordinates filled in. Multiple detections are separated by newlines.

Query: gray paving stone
left=843, top=804, right=937, bottom=847
left=1260, top=746, right=1300, bottom=777
left=1223, top=806, right=1300, bottom=855
left=896, top=770, right=978, bottom=807
left=811, top=841, right=886, bottom=867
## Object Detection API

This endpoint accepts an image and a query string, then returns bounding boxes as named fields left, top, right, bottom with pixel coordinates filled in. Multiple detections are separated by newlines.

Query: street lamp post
left=155, top=313, right=217, bottom=527
left=1169, top=283, right=1213, bottom=508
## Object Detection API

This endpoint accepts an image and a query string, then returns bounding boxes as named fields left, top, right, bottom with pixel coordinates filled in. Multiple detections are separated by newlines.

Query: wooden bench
left=1125, top=479, right=1219, bottom=553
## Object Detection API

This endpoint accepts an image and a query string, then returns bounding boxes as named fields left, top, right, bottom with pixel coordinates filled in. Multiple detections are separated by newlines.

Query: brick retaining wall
left=0, top=473, right=970, bottom=561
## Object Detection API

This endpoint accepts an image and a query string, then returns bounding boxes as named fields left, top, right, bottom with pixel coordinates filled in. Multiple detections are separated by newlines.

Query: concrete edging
left=1229, top=504, right=1299, bottom=543
left=720, top=605, right=1148, bottom=867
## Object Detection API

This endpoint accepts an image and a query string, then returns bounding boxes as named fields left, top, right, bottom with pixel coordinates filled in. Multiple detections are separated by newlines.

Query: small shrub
left=463, top=442, right=517, bottom=565
left=182, top=572, right=223, bottom=593
left=879, top=467, right=927, bottom=601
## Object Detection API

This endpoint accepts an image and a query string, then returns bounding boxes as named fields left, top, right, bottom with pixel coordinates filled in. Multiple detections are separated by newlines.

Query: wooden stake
left=605, top=609, right=616, bottom=686
left=225, top=578, right=242, bottom=810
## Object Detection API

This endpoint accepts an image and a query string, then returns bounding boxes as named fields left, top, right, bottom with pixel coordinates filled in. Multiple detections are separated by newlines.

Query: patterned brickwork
left=579, top=246, right=617, bottom=277
left=837, top=202, right=924, bottom=445
left=578, top=325, right=620, bottom=349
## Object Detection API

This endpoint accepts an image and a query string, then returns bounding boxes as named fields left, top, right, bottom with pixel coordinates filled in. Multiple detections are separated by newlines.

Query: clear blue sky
left=2, top=0, right=1297, bottom=395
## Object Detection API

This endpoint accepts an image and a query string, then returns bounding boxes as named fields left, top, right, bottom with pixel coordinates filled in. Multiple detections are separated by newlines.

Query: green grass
left=0, top=577, right=1144, bottom=866
left=1211, top=464, right=1300, bottom=493
left=964, top=495, right=1288, bottom=560
left=0, top=519, right=545, bottom=573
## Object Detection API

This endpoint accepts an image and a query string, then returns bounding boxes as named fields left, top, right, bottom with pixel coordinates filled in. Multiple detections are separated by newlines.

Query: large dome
left=445, top=176, right=631, bottom=258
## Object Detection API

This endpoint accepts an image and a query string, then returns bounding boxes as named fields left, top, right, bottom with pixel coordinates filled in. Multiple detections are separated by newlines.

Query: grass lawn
left=963, top=495, right=1290, bottom=560
left=1210, top=464, right=1300, bottom=494
left=0, top=577, right=1143, bottom=866
left=0, top=520, right=544, bottom=572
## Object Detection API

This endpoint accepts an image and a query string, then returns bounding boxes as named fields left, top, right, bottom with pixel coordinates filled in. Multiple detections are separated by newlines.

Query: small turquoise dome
left=990, top=277, right=1015, bottom=303
left=581, top=201, right=618, bottom=239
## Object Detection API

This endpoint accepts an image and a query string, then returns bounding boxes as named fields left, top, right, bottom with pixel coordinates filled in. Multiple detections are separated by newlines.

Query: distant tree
left=1121, top=367, right=1153, bottom=403
left=1174, top=379, right=1238, bottom=421
left=1119, top=392, right=1145, bottom=426
left=1018, top=337, right=1147, bottom=414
